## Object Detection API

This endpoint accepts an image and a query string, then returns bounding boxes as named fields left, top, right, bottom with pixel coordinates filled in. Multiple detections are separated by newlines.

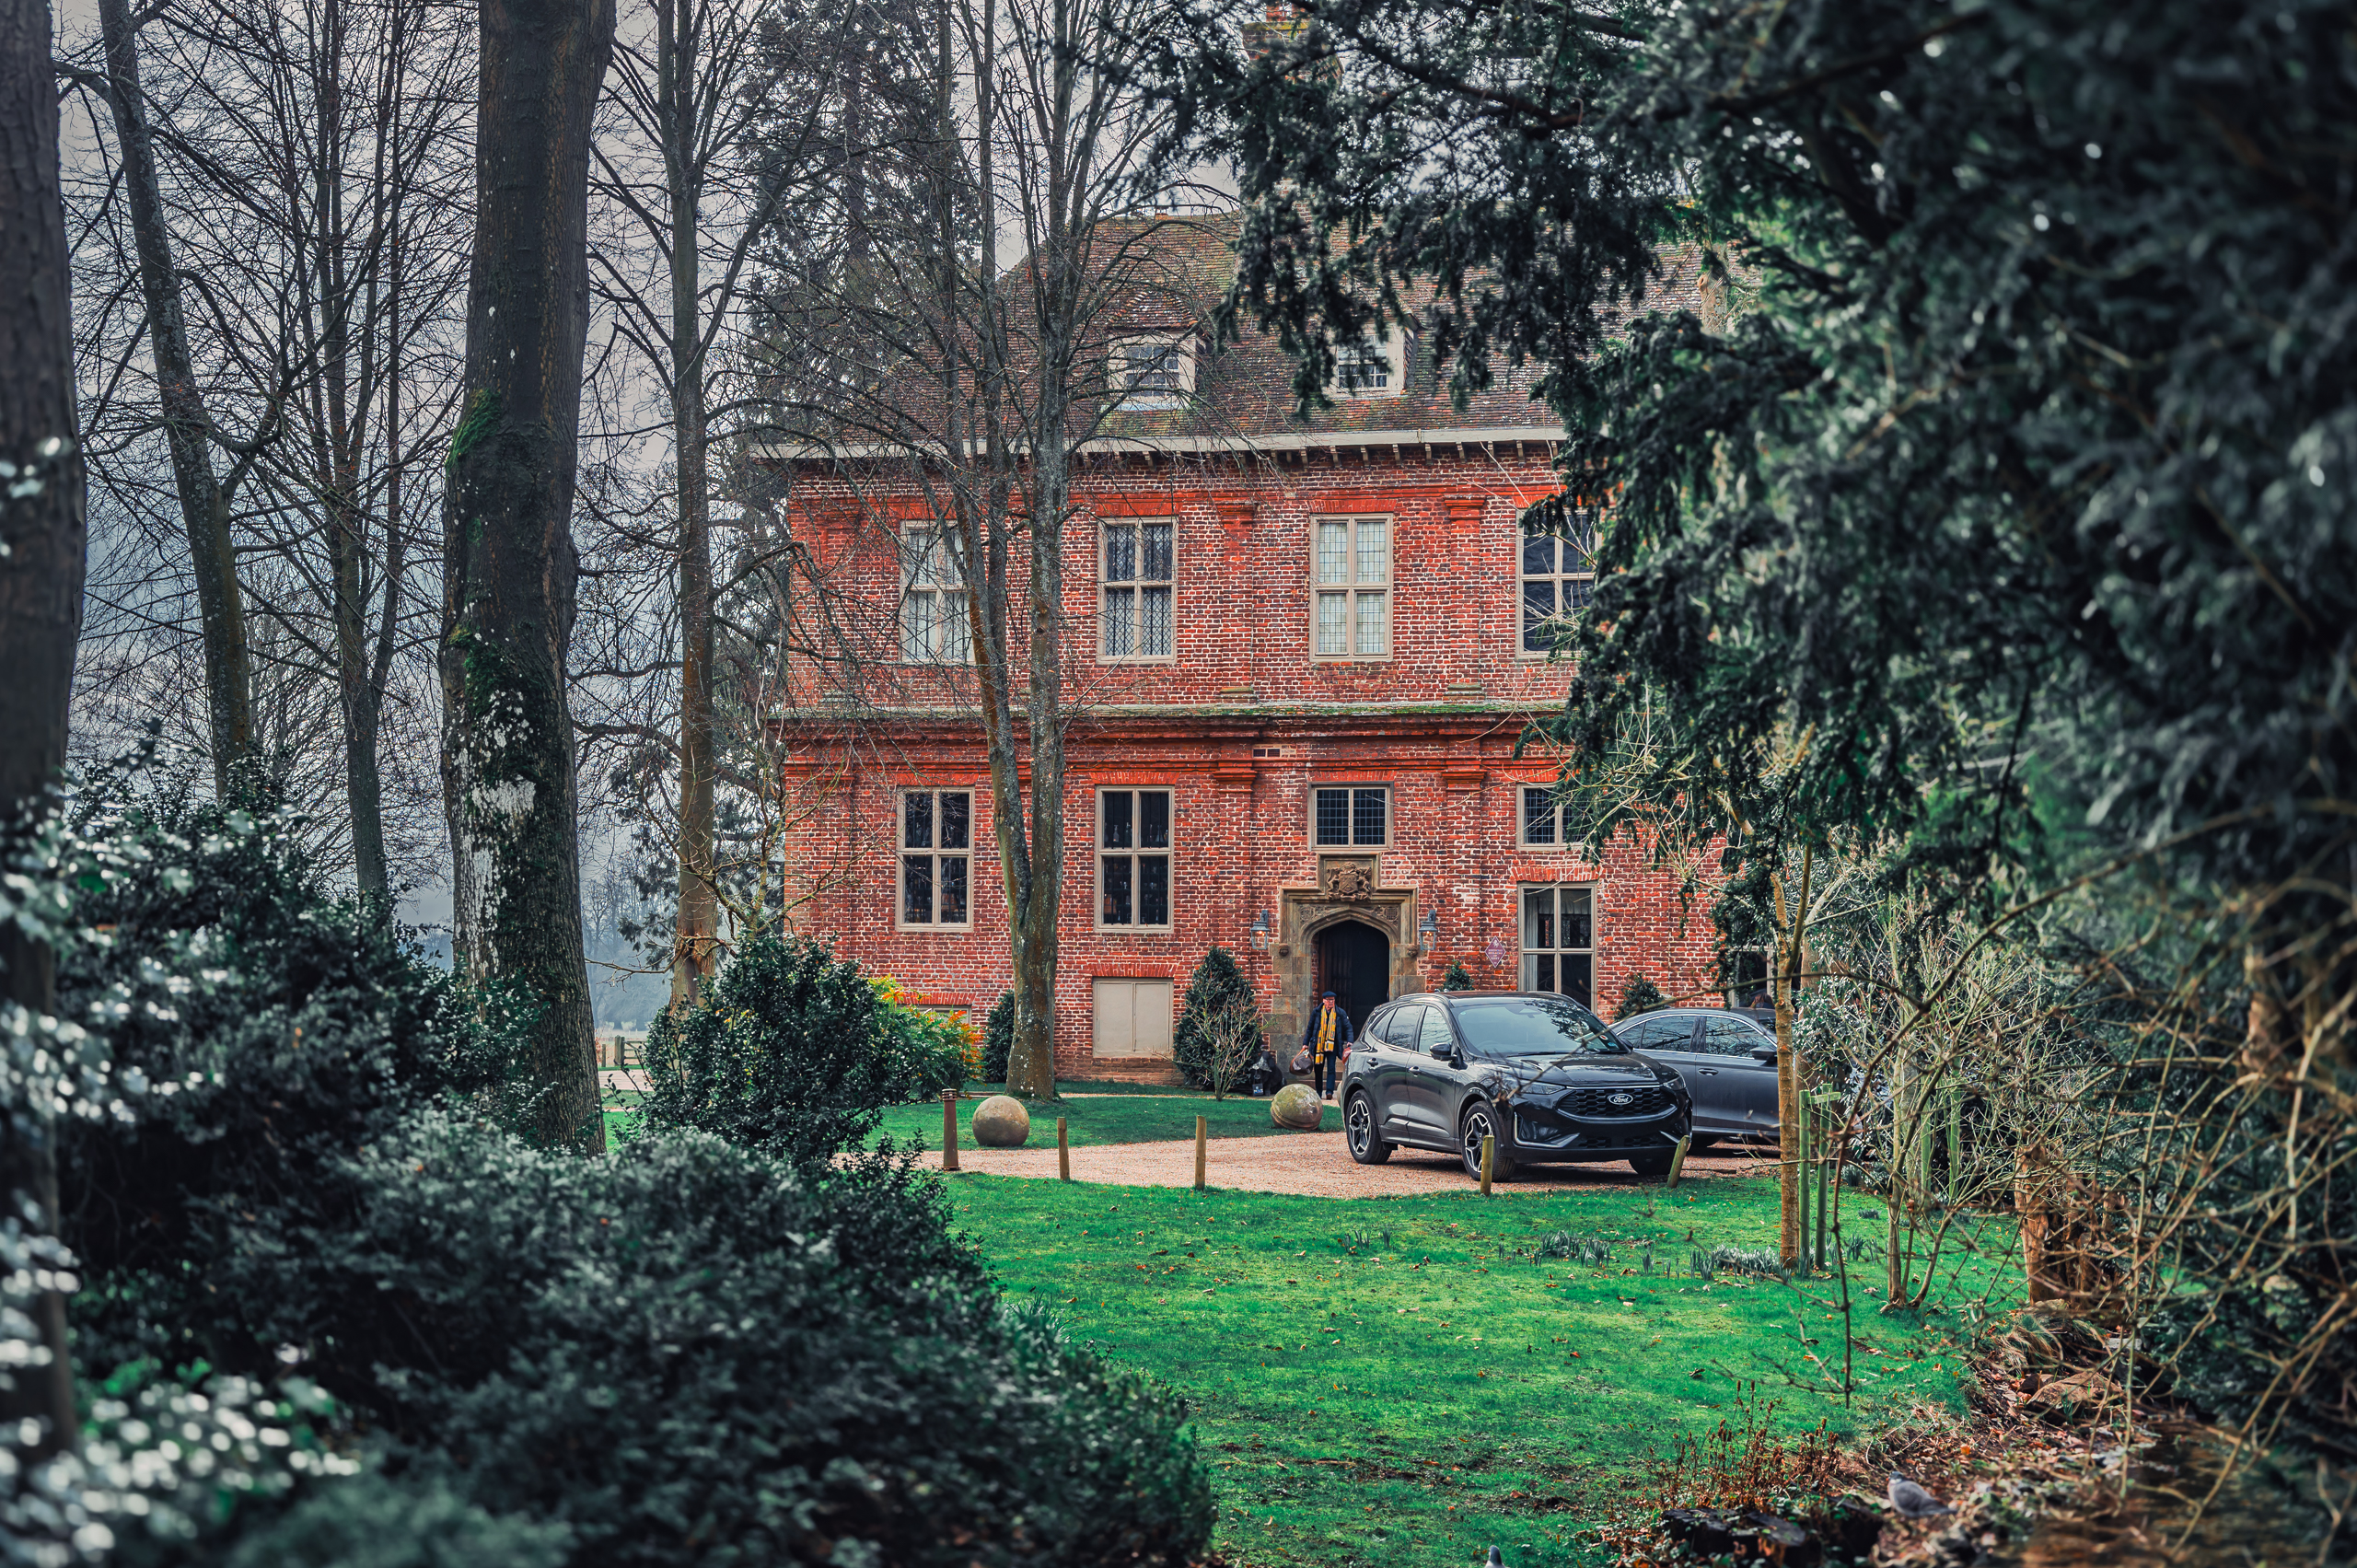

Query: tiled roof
left=770, top=210, right=1713, bottom=458
left=1087, top=212, right=1715, bottom=444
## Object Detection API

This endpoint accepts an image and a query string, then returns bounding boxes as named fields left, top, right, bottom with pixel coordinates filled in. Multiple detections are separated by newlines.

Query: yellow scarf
left=1315, top=1005, right=1338, bottom=1059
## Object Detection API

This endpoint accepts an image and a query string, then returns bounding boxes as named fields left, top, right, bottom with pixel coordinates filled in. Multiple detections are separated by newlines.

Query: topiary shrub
left=1616, top=972, right=1668, bottom=1020
left=639, top=932, right=897, bottom=1164
left=982, top=991, right=1016, bottom=1083
left=1442, top=959, right=1474, bottom=991
left=1173, top=947, right=1261, bottom=1093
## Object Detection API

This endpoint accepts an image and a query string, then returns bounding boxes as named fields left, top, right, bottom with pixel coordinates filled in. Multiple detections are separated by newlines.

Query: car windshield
left=1451, top=997, right=1627, bottom=1057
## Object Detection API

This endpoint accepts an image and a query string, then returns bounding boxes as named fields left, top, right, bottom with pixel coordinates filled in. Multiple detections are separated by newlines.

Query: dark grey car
left=1338, top=991, right=1693, bottom=1180
left=1609, top=1008, right=1782, bottom=1147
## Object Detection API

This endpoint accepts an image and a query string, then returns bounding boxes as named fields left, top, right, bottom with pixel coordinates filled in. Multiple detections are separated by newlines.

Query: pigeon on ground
left=1887, top=1473, right=1954, bottom=1520
left=1483, top=1550, right=1504, bottom=1568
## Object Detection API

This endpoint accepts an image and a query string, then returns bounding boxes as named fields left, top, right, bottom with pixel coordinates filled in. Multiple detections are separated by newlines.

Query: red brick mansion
left=767, top=218, right=1724, bottom=1081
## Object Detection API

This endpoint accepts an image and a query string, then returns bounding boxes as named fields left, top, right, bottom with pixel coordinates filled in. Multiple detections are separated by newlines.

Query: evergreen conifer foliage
left=1173, top=947, right=1262, bottom=1092
left=1141, top=0, right=2355, bottom=1454
left=1616, top=974, right=1667, bottom=1020
left=983, top=991, right=1016, bottom=1083
left=1149, top=0, right=2355, bottom=908
left=1442, top=959, right=1473, bottom=992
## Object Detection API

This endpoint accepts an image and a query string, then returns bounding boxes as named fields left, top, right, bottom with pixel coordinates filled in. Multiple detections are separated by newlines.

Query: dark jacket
left=1298, top=1004, right=1355, bottom=1056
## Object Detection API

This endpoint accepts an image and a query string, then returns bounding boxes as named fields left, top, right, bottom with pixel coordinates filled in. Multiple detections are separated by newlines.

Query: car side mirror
left=1748, top=1043, right=1780, bottom=1063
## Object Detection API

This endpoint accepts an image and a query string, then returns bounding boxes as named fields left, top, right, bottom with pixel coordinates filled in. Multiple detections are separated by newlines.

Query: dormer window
left=1331, top=331, right=1407, bottom=398
left=1117, top=334, right=1193, bottom=406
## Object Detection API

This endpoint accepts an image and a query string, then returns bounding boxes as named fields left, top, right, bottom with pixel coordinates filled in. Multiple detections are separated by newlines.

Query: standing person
left=1297, top=991, right=1353, bottom=1099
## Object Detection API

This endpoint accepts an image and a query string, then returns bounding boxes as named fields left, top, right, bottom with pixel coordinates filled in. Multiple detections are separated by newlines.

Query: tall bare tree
left=442, top=0, right=614, bottom=1150
left=93, top=0, right=263, bottom=796
left=267, top=0, right=471, bottom=903
left=0, top=0, right=87, bottom=1454
left=754, top=0, right=1195, bottom=1098
left=587, top=0, right=789, bottom=1005
left=64, top=0, right=471, bottom=897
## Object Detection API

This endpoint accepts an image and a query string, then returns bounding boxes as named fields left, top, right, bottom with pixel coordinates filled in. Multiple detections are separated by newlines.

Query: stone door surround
left=1268, top=855, right=1422, bottom=1055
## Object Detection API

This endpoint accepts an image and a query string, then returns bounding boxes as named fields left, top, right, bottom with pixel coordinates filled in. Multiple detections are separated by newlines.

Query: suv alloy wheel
left=1459, top=1100, right=1516, bottom=1182
left=1345, top=1089, right=1392, bottom=1164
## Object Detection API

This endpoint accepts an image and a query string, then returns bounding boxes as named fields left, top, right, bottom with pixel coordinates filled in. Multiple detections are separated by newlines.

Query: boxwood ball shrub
left=639, top=932, right=899, bottom=1164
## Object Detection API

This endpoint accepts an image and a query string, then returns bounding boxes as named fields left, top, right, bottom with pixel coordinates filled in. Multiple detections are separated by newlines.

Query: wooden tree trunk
left=666, top=0, right=718, bottom=1006
left=441, top=0, right=613, bottom=1152
left=1004, top=419, right=1068, bottom=1102
left=1771, top=844, right=1812, bottom=1265
left=670, top=396, right=718, bottom=1004
left=332, top=469, right=394, bottom=903
left=0, top=0, right=87, bottom=1452
left=98, top=0, right=252, bottom=794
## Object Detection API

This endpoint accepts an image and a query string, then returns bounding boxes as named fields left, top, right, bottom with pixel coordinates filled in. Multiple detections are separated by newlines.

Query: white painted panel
left=1092, top=978, right=1175, bottom=1057
left=1134, top=981, right=1173, bottom=1055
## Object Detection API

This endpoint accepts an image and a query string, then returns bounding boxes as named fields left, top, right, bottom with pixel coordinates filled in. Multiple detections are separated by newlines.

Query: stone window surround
left=1308, top=513, right=1393, bottom=662
left=1309, top=782, right=1391, bottom=851
left=1517, top=503, right=1596, bottom=660
left=1517, top=880, right=1596, bottom=1002
left=1518, top=782, right=1572, bottom=850
left=1094, top=785, right=1175, bottom=932
left=898, top=522, right=970, bottom=666
left=1114, top=332, right=1194, bottom=406
left=897, top=786, right=974, bottom=931
left=1097, top=516, right=1177, bottom=663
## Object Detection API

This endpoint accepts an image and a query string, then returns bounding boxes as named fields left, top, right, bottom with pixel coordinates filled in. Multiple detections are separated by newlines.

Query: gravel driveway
left=944, top=1128, right=1778, bottom=1198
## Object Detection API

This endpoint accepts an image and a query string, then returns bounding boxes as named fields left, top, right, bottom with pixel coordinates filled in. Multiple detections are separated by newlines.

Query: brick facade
left=765, top=221, right=1725, bottom=1080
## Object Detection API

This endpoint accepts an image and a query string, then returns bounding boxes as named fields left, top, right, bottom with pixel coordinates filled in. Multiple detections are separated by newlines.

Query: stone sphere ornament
left=1270, top=1084, right=1324, bottom=1130
left=970, top=1095, right=1031, bottom=1147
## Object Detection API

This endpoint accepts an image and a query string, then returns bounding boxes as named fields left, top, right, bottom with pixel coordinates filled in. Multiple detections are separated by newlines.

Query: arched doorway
left=1313, top=919, right=1392, bottom=1039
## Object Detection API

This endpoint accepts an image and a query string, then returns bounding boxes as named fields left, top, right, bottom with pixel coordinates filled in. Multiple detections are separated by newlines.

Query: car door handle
left=1699, top=1068, right=1720, bottom=1076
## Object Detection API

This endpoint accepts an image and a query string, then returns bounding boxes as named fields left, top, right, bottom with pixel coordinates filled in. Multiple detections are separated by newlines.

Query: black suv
left=1339, top=990, right=1693, bottom=1180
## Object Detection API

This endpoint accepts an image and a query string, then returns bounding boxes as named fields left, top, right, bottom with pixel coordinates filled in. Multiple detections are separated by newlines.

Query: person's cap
left=1322, top=991, right=1336, bottom=999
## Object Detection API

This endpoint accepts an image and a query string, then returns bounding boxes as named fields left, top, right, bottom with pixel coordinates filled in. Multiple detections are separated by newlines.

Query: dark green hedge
left=32, top=785, right=1213, bottom=1566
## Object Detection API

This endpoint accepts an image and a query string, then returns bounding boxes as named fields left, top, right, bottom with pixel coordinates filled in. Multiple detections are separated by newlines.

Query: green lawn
left=870, top=1090, right=1332, bottom=1150
left=598, top=1086, right=1327, bottom=1148
left=944, top=1174, right=2023, bottom=1568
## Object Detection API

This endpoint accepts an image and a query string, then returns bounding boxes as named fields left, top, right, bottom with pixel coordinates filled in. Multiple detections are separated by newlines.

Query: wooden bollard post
left=1666, top=1134, right=1691, bottom=1191
left=1193, top=1114, right=1208, bottom=1191
left=941, top=1088, right=960, bottom=1171
left=1480, top=1132, right=1494, bottom=1196
left=1058, top=1117, right=1071, bottom=1180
